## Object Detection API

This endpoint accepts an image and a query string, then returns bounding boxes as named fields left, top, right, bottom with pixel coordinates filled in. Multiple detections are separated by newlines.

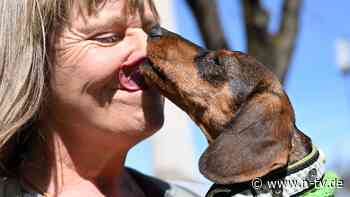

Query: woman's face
left=47, top=0, right=164, bottom=139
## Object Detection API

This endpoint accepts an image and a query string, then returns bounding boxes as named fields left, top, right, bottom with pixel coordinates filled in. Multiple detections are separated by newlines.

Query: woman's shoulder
left=127, top=167, right=210, bottom=197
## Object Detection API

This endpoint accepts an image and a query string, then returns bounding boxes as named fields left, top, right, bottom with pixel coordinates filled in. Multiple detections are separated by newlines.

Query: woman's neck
left=19, top=123, right=145, bottom=197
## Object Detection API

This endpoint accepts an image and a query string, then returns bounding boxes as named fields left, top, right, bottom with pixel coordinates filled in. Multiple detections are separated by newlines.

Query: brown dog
left=140, top=27, right=325, bottom=196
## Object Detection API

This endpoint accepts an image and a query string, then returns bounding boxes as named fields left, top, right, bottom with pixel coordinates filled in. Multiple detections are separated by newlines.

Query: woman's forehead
left=69, top=0, right=157, bottom=24
left=66, top=0, right=157, bottom=34
left=75, top=0, right=146, bottom=16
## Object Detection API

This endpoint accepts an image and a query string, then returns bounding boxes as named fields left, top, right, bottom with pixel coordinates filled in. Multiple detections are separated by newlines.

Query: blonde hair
left=0, top=0, right=158, bottom=177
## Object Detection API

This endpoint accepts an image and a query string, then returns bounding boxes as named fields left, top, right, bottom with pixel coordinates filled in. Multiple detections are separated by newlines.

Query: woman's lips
left=118, top=61, right=148, bottom=91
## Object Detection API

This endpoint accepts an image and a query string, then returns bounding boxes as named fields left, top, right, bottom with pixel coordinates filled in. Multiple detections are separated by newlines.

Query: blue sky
left=126, top=0, right=350, bottom=176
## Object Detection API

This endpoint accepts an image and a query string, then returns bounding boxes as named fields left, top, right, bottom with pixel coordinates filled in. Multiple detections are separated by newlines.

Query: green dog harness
left=301, top=171, right=340, bottom=197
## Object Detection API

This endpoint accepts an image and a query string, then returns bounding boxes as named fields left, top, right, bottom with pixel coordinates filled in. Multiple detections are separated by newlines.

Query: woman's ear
left=199, top=92, right=293, bottom=185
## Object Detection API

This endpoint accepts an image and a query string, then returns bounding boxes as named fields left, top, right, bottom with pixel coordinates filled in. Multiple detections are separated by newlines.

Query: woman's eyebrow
left=78, top=14, right=127, bottom=35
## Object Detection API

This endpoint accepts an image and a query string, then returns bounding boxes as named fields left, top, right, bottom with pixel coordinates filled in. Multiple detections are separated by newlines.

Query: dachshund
left=140, top=27, right=328, bottom=196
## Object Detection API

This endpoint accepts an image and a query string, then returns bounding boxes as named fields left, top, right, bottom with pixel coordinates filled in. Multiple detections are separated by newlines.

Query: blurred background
left=126, top=0, right=350, bottom=195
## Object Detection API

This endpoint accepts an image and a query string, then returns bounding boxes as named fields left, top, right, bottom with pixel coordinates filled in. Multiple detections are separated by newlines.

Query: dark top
left=0, top=168, right=208, bottom=196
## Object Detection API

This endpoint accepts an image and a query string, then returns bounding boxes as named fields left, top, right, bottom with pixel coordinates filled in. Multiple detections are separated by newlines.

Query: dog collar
left=206, top=145, right=329, bottom=197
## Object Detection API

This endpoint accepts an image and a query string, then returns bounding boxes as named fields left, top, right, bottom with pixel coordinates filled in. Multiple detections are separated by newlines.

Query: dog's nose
left=148, top=24, right=162, bottom=38
left=148, top=25, right=177, bottom=39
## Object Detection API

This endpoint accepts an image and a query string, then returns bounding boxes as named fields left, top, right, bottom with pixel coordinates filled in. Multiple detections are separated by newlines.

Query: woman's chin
left=98, top=85, right=165, bottom=138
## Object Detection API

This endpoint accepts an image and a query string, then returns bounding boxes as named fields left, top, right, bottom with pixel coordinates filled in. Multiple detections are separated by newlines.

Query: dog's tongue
left=118, top=65, right=147, bottom=91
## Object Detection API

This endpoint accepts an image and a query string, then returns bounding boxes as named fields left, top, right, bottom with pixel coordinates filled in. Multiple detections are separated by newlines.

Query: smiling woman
left=0, top=0, right=204, bottom=196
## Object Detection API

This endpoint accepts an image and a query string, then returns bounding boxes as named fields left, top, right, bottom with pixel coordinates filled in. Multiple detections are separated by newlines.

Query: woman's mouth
left=118, top=61, right=148, bottom=91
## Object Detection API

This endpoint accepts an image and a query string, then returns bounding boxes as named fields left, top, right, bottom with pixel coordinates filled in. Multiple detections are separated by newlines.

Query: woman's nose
left=122, top=28, right=148, bottom=66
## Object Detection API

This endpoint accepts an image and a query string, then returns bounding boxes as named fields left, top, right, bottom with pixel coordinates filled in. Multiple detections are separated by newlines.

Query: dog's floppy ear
left=199, top=91, right=293, bottom=184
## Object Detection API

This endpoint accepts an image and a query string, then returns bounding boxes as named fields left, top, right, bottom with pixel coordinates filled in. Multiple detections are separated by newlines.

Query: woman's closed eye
left=92, top=33, right=123, bottom=44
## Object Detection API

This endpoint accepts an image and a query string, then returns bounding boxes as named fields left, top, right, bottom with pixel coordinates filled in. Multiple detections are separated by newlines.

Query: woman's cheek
left=82, top=44, right=128, bottom=69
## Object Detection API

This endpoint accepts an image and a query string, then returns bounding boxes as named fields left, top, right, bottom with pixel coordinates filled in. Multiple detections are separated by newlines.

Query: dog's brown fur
left=140, top=28, right=312, bottom=185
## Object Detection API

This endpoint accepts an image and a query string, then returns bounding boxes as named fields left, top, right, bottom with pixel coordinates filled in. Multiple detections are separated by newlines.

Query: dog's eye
left=195, top=50, right=221, bottom=66
left=206, top=55, right=220, bottom=66
left=213, top=56, right=220, bottom=65
left=195, top=54, right=227, bottom=85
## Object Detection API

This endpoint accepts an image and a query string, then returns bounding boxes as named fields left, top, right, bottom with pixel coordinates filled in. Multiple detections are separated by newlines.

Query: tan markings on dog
left=197, top=83, right=235, bottom=140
